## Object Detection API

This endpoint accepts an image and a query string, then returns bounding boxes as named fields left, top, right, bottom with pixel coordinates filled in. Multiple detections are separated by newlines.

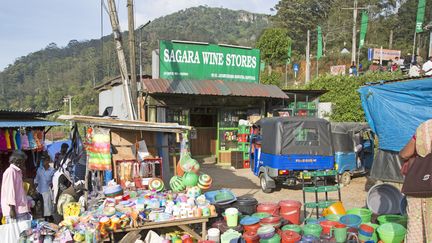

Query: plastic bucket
left=244, top=223, right=261, bottom=232
left=259, top=234, right=281, bottom=243
left=346, top=208, right=372, bottom=223
left=303, top=223, right=322, bottom=238
left=243, top=230, right=260, bottom=243
left=304, top=218, right=319, bottom=224
left=377, top=223, right=406, bottom=243
left=322, top=201, right=346, bottom=216
left=281, top=230, right=302, bottom=243
left=225, top=208, right=239, bottom=227
left=365, top=223, right=379, bottom=243
left=281, top=224, right=302, bottom=234
left=358, top=224, right=374, bottom=241
left=233, top=197, right=258, bottom=215
left=377, top=214, right=408, bottom=228
left=320, top=220, right=342, bottom=235
left=367, top=184, right=404, bottom=215
left=339, top=214, right=362, bottom=229
left=257, top=202, right=280, bottom=216
left=279, top=200, right=302, bottom=225
left=208, top=228, right=220, bottom=243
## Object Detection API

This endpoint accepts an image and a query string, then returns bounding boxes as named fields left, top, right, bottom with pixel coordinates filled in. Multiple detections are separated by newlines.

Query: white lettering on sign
left=202, top=52, right=224, bottom=65
left=226, top=54, right=257, bottom=68
left=163, top=49, right=200, bottom=64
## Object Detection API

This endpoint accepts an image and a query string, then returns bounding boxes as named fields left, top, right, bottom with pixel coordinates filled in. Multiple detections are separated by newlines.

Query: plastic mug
left=330, top=224, right=347, bottom=243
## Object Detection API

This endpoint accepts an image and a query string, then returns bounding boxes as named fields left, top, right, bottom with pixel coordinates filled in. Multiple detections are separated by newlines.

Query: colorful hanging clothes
left=27, top=130, right=36, bottom=150
left=0, top=129, right=7, bottom=151
left=15, top=130, right=21, bottom=150
left=34, top=129, right=44, bottom=151
left=21, top=131, right=29, bottom=150
left=87, top=127, right=112, bottom=171
left=5, top=129, right=11, bottom=150
left=8, top=129, right=15, bottom=150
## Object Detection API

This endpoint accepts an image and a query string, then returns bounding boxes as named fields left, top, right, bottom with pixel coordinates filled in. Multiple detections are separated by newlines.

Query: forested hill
left=0, top=6, right=270, bottom=115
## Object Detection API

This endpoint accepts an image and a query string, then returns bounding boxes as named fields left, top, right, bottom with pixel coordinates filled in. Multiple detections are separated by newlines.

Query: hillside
left=0, top=6, right=270, bottom=115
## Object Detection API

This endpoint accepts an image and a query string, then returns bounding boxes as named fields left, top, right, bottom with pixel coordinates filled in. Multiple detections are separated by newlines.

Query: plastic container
left=207, top=228, right=220, bottom=243
left=259, top=234, right=281, bottom=243
left=325, top=214, right=342, bottom=222
left=257, top=225, right=276, bottom=239
left=339, top=214, right=362, bottom=229
left=241, top=216, right=260, bottom=226
left=320, top=220, right=343, bottom=235
left=365, top=223, right=379, bottom=243
left=243, top=223, right=261, bottom=232
left=358, top=224, right=374, bottom=241
left=304, top=218, right=318, bottom=224
left=243, top=230, right=260, bottom=243
left=367, top=184, right=404, bottom=215
left=377, top=223, right=406, bottom=243
left=377, top=214, right=408, bottom=228
left=257, top=202, right=280, bottom=216
left=302, top=223, right=322, bottom=238
left=281, top=224, right=302, bottom=234
left=322, top=201, right=346, bottom=216
left=252, top=212, right=272, bottom=219
left=281, top=230, right=302, bottom=243
left=225, top=208, right=239, bottom=227
left=260, top=216, right=281, bottom=225
left=346, top=208, right=372, bottom=223
left=233, top=197, right=258, bottom=215
left=214, top=201, right=235, bottom=217
left=278, top=200, right=302, bottom=225
left=220, top=229, right=241, bottom=243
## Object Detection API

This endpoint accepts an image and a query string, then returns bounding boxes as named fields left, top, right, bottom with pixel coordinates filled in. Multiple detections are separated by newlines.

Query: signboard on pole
left=159, top=40, right=260, bottom=83
left=330, top=65, right=346, bottom=75
left=293, top=63, right=299, bottom=79
left=372, top=48, right=401, bottom=61
left=368, top=48, right=374, bottom=61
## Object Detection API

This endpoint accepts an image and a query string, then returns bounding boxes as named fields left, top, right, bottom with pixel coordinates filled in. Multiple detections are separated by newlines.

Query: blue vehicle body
left=250, top=117, right=335, bottom=191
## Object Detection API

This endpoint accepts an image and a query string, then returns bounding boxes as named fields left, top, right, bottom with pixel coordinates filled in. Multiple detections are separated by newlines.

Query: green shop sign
left=159, top=40, right=260, bottom=83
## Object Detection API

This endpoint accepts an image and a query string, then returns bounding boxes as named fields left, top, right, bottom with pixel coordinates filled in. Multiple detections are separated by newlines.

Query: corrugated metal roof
left=0, top=109, right=59, bottom=118
left=58, top=115, right=191, bottom=133
left=142, top=79, right=288, bottom=99
left=0, top=119, right=64, bottom=128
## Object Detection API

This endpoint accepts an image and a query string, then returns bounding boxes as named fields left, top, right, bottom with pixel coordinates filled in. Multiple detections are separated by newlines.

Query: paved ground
left=201, top=164, right=377, bottom=218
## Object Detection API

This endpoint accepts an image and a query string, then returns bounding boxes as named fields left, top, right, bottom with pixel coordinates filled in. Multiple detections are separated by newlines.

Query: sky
left=0, top=0, right=279, bottom=71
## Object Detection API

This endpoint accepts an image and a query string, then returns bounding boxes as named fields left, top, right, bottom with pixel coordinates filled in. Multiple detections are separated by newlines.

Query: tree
left=256, top=28, right=292, bottom=68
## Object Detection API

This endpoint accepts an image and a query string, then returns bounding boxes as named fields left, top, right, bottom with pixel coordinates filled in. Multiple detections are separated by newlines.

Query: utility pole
left=127, top=0, right=138, bottom=116
left=305, top=30, right=311, bottom=84
left=107, top=0, right=136, bottom=120
left=342, top=0, right=367, bottom=64
left=389, top=30, right=393, bottom=49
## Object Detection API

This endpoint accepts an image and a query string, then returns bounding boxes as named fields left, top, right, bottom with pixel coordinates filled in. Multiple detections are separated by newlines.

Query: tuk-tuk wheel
left=260, top=173, right=273, bottom=193
left=340, top=171, right=351, bottom=186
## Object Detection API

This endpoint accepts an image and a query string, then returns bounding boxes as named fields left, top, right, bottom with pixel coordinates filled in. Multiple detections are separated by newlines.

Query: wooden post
left=127, top=0, right=138, bottom=115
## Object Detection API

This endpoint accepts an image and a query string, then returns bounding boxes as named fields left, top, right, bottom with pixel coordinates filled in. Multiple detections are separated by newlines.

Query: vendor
left=1, top=151, right=31, bottom=223
left=54, top=143, right=69, bottom=169
left=35, top=152, right=55, bottom=222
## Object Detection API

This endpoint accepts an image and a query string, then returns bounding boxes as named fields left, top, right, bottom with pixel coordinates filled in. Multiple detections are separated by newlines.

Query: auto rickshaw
left=250, top=117, right=335, bottom=193
left=331, top=122, right=374, bottom=185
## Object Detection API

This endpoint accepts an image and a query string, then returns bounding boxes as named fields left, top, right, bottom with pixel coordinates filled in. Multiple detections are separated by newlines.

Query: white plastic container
left=207, top=228, right=220, bottom=243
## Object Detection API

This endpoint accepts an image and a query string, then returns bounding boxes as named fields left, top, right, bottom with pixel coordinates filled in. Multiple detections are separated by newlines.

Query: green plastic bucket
left=377, top=223, right=406, bottom=243
left=303, top=224, right=322, bottom=238
left=346, top=208, right=372, bottom=223
left=259, top=233, right=281, bottom=243
left=377, top=215, right=408, bottom=228
left=225, top=208, right=239, bottom=227
left=365, top=223, right=379, bottom=243
left=281, top=224, right=302, bottom=234
left=325, top=214, right=342, bottom=222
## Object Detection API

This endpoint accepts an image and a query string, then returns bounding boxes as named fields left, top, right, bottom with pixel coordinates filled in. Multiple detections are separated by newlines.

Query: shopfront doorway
left=189, top=108, right=217, bottom=157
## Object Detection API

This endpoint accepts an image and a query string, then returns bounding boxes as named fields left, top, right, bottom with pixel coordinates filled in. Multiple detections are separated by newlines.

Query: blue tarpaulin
left=358, top=78, right=432, bottom=152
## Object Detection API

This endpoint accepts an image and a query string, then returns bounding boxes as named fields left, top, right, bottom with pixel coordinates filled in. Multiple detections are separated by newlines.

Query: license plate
left=299, top=172, right=311, bottom=179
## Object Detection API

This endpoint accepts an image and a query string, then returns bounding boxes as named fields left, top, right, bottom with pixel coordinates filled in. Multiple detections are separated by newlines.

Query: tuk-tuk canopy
left=256, top=117, right=333, bottom=156
left=331, top=122, right=370, bottom=153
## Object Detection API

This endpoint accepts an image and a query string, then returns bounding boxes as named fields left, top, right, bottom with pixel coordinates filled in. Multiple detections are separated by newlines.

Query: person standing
left=1, top=151, right=31, bottom=223
left=54, top=143, right=69, bottom=169
left=35, top=152, right=55, bottom=221
left=399, top=119, right=432, bottom=242
left=408, top=62, right=422, bottom=78
left=422, top=56, right=432, bottom=76
left=349, top=61, right=357, bottom=76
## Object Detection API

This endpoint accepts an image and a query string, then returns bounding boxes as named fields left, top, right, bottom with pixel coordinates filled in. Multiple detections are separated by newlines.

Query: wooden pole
left=305, top=30, right=311, bottom=84
left=127, top=0, right=138, bottom=117
left=106, top=0, right=136, bottom=120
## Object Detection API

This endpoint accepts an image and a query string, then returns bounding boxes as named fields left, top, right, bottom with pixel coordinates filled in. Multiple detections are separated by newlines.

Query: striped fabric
left=406, top=197, right=432, bottom=242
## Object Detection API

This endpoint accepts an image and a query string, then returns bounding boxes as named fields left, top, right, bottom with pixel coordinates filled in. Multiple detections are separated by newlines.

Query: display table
left=109, top=216, right=215, bottom=242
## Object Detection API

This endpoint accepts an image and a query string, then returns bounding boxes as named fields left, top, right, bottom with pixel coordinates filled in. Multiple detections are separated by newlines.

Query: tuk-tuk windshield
left=295, top=127, right=319, bottom=146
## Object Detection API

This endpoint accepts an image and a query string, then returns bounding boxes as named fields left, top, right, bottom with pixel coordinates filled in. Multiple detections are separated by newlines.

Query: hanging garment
left=0, top=129, right=7, bottom=151
left=8, top=129, right=15, bottom=150
left=21, top=131, right=29, bottom=150
left=27, top=130, right=37, bottom=150
left=15, top=130, right=21, bottom=150
left=12, top=130, right=18, bottom=150
left=34, top=129, right=44, bottom=151
left=87, top=127, right=112, bottom=171
left=5, top=129, right=11, bottom=150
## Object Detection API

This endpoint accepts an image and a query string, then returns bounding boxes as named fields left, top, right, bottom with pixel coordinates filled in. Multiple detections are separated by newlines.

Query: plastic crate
left=238, top=125, right=250, bottom=134
left=307, top=110, right=317, bottom=117
left=243, top=153, right=249, bottom=160
left=237, top=134, right=248, bottom=143
left=238, top=143, right=249, bottom=152
left=288, top=103, right=295, bottom=109
left=307, top=102, right=317, bottom=109
left=243, top=160, right=250, bottom=168
left=296, top=102, right=308, bottom=109
left=297, top=109, right=308, bottom=117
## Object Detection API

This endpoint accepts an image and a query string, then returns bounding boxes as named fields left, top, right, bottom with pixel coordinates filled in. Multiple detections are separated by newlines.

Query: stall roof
left=58, top=115, right=192, bottom=133
left=142, top=79, right=288, bottom=99
left=0, top=119, right=63, bottom=128
left=282, top=89, right=328, bottom=101
left=0, top=109, right=59, bottom=119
